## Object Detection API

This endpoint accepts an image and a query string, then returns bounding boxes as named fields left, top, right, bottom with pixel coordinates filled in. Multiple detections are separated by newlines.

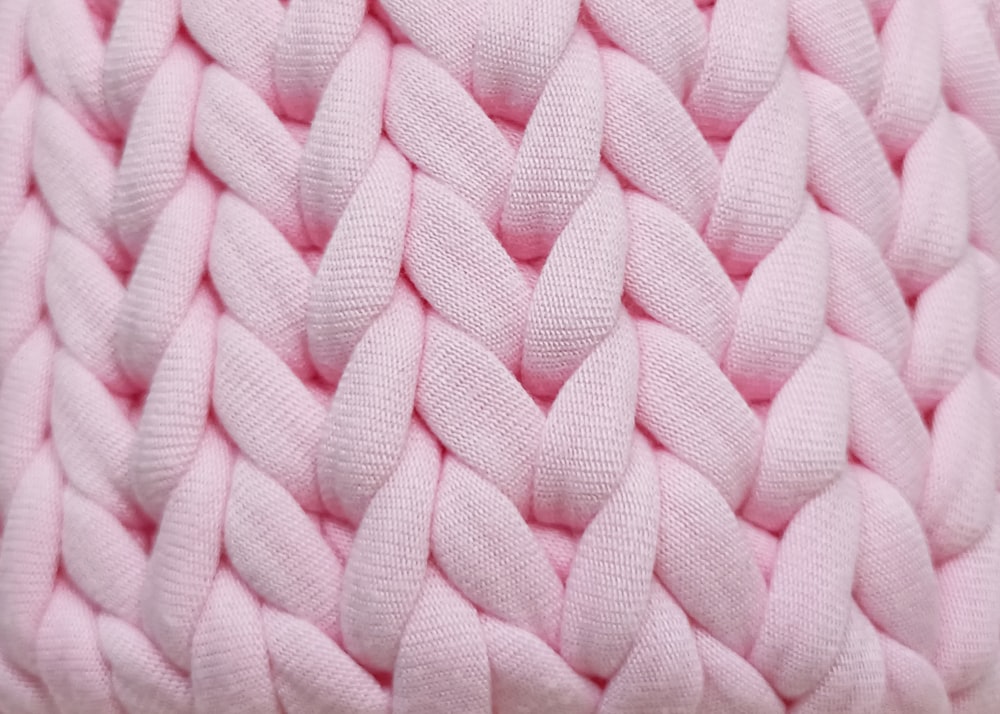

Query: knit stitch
left=1, top=0, right=999, bottom=712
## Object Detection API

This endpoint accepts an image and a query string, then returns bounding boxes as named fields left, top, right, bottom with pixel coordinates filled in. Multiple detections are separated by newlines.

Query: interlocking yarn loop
left=2, top=0, right=1000, bottom=712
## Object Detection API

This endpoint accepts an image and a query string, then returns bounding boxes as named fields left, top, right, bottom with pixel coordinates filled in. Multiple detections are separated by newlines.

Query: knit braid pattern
left=2, top=0, right=1000, bottom=712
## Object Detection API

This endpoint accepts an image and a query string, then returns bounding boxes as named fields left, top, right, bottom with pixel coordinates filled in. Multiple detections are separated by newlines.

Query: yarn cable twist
left=1, top=0, right=1000, bottom=712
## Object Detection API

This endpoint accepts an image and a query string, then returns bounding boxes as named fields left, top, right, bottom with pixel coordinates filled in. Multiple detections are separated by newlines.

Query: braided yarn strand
left=1, top=0, right=1000, bottom=711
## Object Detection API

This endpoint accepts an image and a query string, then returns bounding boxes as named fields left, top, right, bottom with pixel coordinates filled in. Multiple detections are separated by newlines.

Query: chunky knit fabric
left=2, top=0, right=1000, bottom=712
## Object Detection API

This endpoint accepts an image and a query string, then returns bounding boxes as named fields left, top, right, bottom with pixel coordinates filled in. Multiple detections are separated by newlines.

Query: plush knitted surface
left=2, top=0, right=1000, bottom=712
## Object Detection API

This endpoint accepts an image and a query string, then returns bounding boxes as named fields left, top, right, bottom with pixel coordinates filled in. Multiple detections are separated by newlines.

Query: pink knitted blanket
left=2, top=0, right=1000, bottom=712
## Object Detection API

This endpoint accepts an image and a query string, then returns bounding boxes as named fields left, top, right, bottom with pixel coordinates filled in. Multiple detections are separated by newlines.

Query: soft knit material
left=1, top=0, right=1000, bottom=712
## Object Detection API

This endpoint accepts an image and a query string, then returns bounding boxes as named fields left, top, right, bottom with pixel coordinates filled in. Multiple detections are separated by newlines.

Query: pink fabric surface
left=2, top=0, right=1000, bottom=712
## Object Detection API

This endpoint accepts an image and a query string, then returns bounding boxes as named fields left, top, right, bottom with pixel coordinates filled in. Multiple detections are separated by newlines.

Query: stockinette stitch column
left=1, top=0, right=999, bottom=712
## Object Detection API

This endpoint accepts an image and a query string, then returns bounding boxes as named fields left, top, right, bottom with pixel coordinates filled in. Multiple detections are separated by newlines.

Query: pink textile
left=2, top=0, right=1000, bottom=711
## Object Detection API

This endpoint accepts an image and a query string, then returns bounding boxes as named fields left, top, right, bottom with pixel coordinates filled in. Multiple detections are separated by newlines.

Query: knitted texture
left=2, top=0, right=1000, bottom=712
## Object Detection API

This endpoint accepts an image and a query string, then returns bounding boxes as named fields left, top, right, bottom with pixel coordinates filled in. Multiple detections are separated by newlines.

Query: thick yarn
left=1, top=0, right=1000, bottom=712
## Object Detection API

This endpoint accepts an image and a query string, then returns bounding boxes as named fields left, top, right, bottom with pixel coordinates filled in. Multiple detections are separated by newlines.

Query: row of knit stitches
left=0, top=0, right=999, bottom=712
